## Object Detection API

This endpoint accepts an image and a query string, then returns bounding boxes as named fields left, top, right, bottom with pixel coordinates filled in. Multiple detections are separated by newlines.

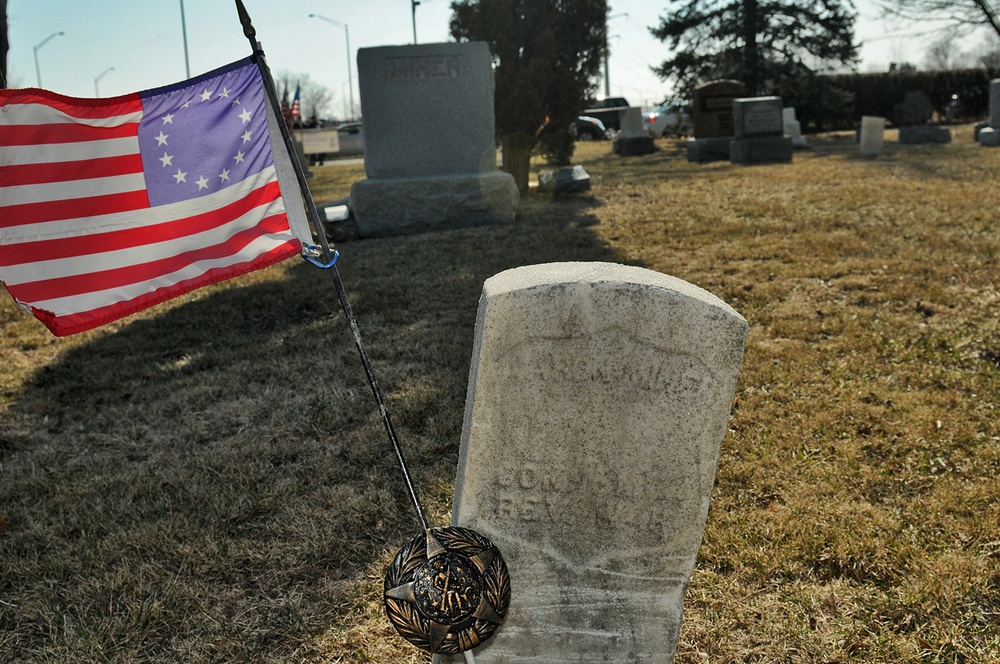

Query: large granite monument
left=686, top=79, right=748, bottom=163
left=350, top=42, right=518, bottom=237
left=437, top=262, right=748, bottom=663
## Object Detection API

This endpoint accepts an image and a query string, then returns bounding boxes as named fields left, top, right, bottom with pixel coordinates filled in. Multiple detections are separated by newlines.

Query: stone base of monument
left=350, top=171, right=519, bottom=238
left=981, top=127, right=1000, bottom=147
left=537, top=165, right=591, bottom=193
left=730, top=136, right=793, bottom=164
left=685, top=136, right=732, bottom=162
left=613, top=134, right=656, bottom=156
left=898, top=125, right=952, bottom=144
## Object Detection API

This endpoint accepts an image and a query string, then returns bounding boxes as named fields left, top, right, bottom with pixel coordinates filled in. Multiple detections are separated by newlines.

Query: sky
left=4, top=0, right=993, bottom=114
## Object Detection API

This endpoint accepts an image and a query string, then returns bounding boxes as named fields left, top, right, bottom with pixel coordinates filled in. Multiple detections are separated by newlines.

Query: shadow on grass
left=0, top=195, right=627, bottom=661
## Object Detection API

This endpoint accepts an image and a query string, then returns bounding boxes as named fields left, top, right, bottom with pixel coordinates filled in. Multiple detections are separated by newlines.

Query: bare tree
left=924, top=35, right=964, bottom=69
left=874, top=0, right=1000, bottom=38
left=273, top=70, right=335, bottom=125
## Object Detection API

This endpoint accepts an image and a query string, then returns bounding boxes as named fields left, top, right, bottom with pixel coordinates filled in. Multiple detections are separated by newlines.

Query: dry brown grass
left=1, top=126, right=998, bottom=663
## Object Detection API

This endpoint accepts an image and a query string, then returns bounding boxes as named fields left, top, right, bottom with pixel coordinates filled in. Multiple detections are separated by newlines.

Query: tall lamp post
left=179, top=0, right=190, bottom=78
left=309, top=13, right=354, bottom=120
left=604, top=13, right=627, bottom=98
left=94, top=66, right=114, bottom=97
left=411, top=0, right=420, bottom=44
left=33, top=31, right=64, bottom=87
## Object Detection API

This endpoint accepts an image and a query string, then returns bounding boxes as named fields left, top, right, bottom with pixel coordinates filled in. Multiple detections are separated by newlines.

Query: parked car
left=573, top=116, right=608, bottom=140
left=645, top=103, right=689, bottom=138
left=583, top=97, right=630, bottom=132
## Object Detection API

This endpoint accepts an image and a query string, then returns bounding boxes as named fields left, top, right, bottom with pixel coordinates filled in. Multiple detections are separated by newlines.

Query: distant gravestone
left=613, top=107, right=656, bottom=156
left=729, top=96, right=793, bottom=164
left=782, top=107, right=808, bottom=148
left=438, top=262, right=748, bottom=664
left=859, top=116, right=886, bottom=157
left=686, top=79, right=748, bottom=162
left=893, top=90, right=951, bottom=144
left=981, top=80, right=1000, bottom=147
left=350, top=42, right=518, bottom=237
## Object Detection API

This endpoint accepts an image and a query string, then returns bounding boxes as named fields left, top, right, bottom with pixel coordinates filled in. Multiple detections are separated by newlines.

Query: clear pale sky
left=4, top=0, right=985, bottom=111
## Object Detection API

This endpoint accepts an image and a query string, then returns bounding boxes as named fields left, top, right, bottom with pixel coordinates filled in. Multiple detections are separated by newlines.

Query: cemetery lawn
left=1, top=125, right=998, bottom=663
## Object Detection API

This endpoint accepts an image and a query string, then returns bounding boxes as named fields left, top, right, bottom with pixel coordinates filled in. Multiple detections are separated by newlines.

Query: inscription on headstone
left=439, top=262, right=748, bottom=664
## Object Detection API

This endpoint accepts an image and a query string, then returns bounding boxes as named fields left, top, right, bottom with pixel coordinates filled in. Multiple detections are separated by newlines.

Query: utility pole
left=411, top=0, right=420, bottom=44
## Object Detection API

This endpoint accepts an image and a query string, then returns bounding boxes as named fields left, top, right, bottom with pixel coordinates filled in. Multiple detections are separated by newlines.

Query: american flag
left=290, top=85, right=301, bottom=120
left=0, top=58, right=312, bottom=337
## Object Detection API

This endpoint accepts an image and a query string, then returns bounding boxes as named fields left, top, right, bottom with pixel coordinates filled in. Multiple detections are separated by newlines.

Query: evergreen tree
left=651, top=0, right=859, bottom=106
left=450, top=0, right=607, bottom=193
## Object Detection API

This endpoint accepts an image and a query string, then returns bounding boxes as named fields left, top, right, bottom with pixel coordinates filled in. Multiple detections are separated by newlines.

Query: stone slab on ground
left=898, top=125, right=952, bottom=144
left=730, top=135, right=793, bottom=164
left=537, top=165, right=591, bottom=193
left=613, top=134, right=656, bottom=156
left=686, top=136, right=732, bottom=162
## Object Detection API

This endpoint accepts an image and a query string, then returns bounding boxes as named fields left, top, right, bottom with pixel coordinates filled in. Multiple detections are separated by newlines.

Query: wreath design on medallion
left=384, top=526, right=511, bottom=654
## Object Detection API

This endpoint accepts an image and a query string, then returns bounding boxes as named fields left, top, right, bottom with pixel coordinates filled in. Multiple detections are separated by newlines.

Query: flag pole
left=233, top=0, right=428, bottom=533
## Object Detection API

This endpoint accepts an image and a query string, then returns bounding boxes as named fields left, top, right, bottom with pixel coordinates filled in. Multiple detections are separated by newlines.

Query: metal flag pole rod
left=234, top=0, right=428, bottom=533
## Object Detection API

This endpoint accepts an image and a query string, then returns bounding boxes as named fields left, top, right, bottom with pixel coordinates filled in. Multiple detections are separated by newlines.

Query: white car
left=645, top=103, right=689, bottom=138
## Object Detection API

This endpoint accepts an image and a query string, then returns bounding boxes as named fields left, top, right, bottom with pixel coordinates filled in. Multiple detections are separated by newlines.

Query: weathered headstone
left=859, top=116, right=886, bottom=157
left=613, top=107, right=656, bottom=155
left=981, top=80, right=1000, bottom=147
left=350, top=42, right=518, bottom=237
left=438, top=262, right=748, bottom=664
left=729, top=96, right=793, bottom=164
left=782, top=107, right=808, bottom=148
left=686, top=79, right=748, bottom=162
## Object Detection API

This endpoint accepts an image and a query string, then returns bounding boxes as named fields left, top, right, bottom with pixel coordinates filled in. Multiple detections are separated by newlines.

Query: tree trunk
left=742, top=0, right=759, bottom=95
left=501, top=133, right=535, bottom=194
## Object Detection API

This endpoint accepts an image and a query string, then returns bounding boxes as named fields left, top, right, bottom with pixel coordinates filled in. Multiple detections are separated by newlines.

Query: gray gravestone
left=859, top=116, right=886, bottom=157
left=982, top=80, right=1000, bottom=147
left=613, top=107, right=656, bottom=155
left=782, top=107, right=808, bottom=148
left=438, top=262, right=747, bottom=664
left=350, top=42, right=518, bottom=236
left=730, top=96, right=792, bottom=164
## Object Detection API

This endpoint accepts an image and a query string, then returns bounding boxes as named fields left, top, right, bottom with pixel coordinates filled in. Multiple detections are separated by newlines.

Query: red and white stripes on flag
left=0, top=58, right=312, bottom=337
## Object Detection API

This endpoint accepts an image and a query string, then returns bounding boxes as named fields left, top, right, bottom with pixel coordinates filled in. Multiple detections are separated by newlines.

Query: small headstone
left=859, top=116, right=886, bottom=157
left=687, top=79, right=748, bottom=163
left=440, top=262, right=748, bottom=664
left=782, top=107, right=808, bottom=148
left=613, top=107, right=656, bottom=155
left=729, top=96, right=792, bottom=164
left=618, top=107, right=646, bottom=138
left=537, top=165, right=591, bottom=193
left=350, top=42, right=518, bottom=237
left=989, top=79, right=1000, bottom=128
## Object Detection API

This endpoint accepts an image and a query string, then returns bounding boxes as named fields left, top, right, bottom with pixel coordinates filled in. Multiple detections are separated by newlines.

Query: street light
left=411, top=0, right=420, bottom=44
left=309, top=13, right=354, bottom=121
left=179, top=0, right=191, bottom=78
left=94, top=67, right=114, bottom=97
left=33, top=31, right=65, bottom=87
left=605, top=13, right=627, bottom=98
